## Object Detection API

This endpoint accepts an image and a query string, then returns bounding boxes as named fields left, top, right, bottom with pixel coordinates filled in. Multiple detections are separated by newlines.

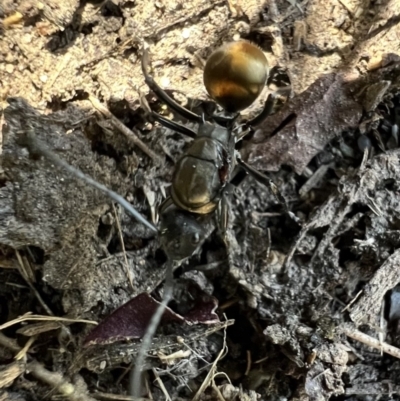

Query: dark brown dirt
left=1, top=0, right=400, bottom=400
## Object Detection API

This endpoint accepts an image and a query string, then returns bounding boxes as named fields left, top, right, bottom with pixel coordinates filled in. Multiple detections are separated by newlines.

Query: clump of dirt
left=1, top=0, right=400, bottom=400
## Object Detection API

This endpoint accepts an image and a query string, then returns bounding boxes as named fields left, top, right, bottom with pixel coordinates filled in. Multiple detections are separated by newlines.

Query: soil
left=1, top=0, right=400, bottom=400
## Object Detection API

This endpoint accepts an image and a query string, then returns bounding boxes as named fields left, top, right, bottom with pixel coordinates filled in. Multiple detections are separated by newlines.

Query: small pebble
left=160, top=76, right=170, bottom=87
left=182, top=28, right=191, bottom=39
left=5, top=64, right=14, bottom=74
left=21, top=34, right=32, bottom=44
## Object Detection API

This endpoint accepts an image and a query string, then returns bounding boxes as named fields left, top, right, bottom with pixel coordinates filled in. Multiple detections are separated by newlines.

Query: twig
left=299, top=164, right=331, bottom=198
left=43, top=54, right=71, bottom=94
left=112, top=204, right=134, bottom=291
left=0, top=331, right=99, bottom=400
left=131, top=261, right=175, bottom=398
left=211, top=382, right=227, bottom=401
left=342, top=324, right=400, bottom=359
left=15, top=250, right=54, bottom=316
left=342, top=290, right=362, bottom=312
left=245, top=350, right=251, bottom=376
left=92, top=392, right=150, bottom=401
left=312, top=368, right=330, bottom=381
left=23, top=129, right=157, bottom=234
left=144, top=375, right=153, bottom=400
left=192, top=323, right=228, bottom=401
left=0, top=108, right=4, bottom=155
left=28, top=360, right=97, bottom=401
left=342, top=340, right=365, bottom=361
left=219, top=298, right=239, bottom=310
left=15, top=249, right=35, bottom=282
left=267, top=0, right=281, bottom=22
left=176, top=341, right=209, bottom=365
left=89, top=96, right=161, bottom=164
left=350, top=249, right=400, bottom=324
left=379, top=299, right=386, bottom=355
left=0, top=331, right=21, bottom=353
left=151, top=368, right=171, bottom=401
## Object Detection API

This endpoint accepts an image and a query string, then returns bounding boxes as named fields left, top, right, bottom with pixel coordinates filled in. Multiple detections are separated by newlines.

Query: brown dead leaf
left=243, top=72, right=363, bottom=174
left=244, top=63, right=400, bottom=174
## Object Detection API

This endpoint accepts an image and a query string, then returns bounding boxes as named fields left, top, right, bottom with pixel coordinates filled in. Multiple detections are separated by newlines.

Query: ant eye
left=191, top=232, right=200, bottom=244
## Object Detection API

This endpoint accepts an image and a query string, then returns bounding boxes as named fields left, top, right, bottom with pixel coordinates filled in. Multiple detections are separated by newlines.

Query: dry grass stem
left=151, top=368, right=171, bottom=401
left=192, top=324, right=228, bottom=401
left=342, top=290, right=363, bottom=312
left=0, top=313, right=97, bottom=331
left=15, top=335, right=36, bottom=360
left=15, top=250, right=54, bottom=316
left=112, top=203, right=134, bottom=291
left=92, top=391, right=151, bottom=400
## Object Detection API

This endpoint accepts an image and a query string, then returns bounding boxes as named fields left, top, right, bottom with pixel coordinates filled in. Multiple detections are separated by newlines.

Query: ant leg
left=245, top=87, right=292, bottom=128
left=152, top=112, right=197, bottom=139
left=236, top=155, right=300, bottom=223
left=142, top=49, right=202, bottom=123
left=140, top=93, right=197, bottom=139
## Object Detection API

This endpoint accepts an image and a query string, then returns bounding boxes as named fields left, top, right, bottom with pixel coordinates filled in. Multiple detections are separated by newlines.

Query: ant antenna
left=23, top=130, right=180, bottom=397
left=23, top=129, right=158, bottom=233
left=130, top=260, right=176, bottom=397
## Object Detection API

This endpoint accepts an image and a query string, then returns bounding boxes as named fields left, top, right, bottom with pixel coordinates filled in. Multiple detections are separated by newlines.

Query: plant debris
left=2, top=0, right=400, bottom=400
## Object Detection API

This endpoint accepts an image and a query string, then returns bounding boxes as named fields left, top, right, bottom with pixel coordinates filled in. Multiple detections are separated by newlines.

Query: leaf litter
left=1, top=0, right=400, bottom=400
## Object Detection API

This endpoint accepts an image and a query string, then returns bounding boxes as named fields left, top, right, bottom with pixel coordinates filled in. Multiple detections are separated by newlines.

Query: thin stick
left=151, top=368, right=171, bottom=401
left=28, top=360, right=97, bottom=401
left=24, top=130, right=157, bottom=234
left=0, top=332, right=99, bottom=401
left=192, top=324, right=228, bottom=401
left=0, top=332, right=21, bottom=353
left=144, top=375, right=153, bottom=400
left=0, top=108, right=4, bottom=155
left=245, top=350, right=252, bottom=376
left=342, top=290, right=363, bottom=312
left=15, top=250, right=54, bottom=316
left=342, top=325, right=400, bottom=359
left=89, top=96, right=161, bottom=164
left=91, top=391, right=151, bottom=401
left=131, top=261, right=175, bottom=398
left=211, top=382, right=226, bottom=401
left=43, top=54, right=71, bottom=94
left=379, top=300, right=386, bottom=355
left=92, top=392, right=150, bottom=400
left=112, top=204, right=134, bottom=291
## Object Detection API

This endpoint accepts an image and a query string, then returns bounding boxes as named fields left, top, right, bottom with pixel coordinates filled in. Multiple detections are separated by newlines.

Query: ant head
left=203, top=41, right=269, bottom=113
left=159, top=208, right=208, bottom=261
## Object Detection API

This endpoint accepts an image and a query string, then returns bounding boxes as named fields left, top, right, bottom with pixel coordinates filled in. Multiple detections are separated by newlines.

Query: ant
left=141, top=41, right=292, bottom=262
left=130, top=41, right=295, bottom=396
